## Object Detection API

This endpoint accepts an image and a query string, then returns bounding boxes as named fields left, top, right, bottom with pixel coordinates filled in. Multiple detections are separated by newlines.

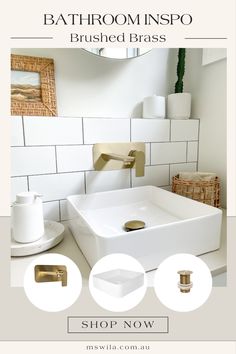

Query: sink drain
left=124, top=220, right=145, bottom=232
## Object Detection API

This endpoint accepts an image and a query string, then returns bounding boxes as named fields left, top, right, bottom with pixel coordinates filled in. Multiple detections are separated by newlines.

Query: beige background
left=0, top=0, right=235, bottom=345
left=0, top=342, right=235, bottom=354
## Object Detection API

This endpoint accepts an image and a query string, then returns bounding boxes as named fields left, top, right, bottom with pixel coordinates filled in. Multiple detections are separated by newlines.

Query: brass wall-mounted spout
left=93, top=142, right=145, bottom=177
left=101, top=150, right=144, bottom=177
left=35, top=265, right=67, bottom=287
left=101, top=152, right=135, bottom=166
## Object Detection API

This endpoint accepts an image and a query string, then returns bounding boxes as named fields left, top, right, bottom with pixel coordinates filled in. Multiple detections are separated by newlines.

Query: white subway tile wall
left=11, top=117, right=24, bottom=146
left=11, top=117, right=199, bottom=220
left=151, top=142, right=187, bottom=165
left=131, top=165, right=169, bottom=188
left=11, top=147, right=56, bottom=176
left=29, top=172, right=85, bottom=202
left=56, top=145, right=94, bottom=172
left=24, top=117, right=83, bottom=145
left=59, top=200, right=69, bottom=221
left=187, top=141, right=199, bottom=162
left=145, top=143, right=151, bottom=166
left=131, top=119, right=169, bottom=142
left=171, top=120, right=199, bottom=141
left=11, top=177, right=28, bottom=202
left=86, top=170, right=130, bottom=194
left=84, top=118, right=130, bottom=144
left=43, top=201, right=60, bottom=222
left=170, top=162, right=197, bottom=180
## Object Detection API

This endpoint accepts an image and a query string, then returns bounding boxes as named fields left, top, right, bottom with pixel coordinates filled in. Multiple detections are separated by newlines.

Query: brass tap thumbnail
left=35, top=265, right=67, bottom=287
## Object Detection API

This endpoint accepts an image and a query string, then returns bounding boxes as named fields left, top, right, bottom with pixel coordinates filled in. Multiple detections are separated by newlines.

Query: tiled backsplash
left=11, top=116, right=199, bottom=221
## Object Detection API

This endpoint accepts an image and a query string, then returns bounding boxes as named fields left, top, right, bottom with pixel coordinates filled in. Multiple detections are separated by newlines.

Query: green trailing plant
left=175, top=48, right=186, bottom=93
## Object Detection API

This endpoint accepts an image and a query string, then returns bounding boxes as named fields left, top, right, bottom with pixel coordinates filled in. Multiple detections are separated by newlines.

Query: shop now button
left=68, top=316, right=169, bottom=333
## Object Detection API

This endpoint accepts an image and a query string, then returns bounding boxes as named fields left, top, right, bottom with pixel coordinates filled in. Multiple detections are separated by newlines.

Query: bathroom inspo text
left=44, top=13, right=192, bottom=43
left=44, top=13, right=193, bottom=26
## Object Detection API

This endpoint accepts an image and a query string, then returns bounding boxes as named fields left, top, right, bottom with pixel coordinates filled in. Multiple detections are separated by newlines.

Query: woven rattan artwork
left=11, top=54, right=57, bottom=116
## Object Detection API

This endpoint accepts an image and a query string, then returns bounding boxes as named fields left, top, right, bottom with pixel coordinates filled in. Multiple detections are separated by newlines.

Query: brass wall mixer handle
left=35, top=265, right=67, bottom=287
left=128, top=150, right=145, bottom=177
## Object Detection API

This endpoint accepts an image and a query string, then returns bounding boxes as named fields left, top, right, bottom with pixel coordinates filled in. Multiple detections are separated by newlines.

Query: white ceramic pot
left=143, top=95, right=166, bottom=119
left=167, top=93, right=191, bottom=119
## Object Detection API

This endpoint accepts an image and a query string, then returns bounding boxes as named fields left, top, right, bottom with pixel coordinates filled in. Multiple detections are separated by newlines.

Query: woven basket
left=172, top=175, right=220, bottom=208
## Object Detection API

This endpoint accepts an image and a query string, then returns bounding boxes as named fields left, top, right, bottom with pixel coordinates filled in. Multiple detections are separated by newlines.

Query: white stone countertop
left=11, top=210, right=227, bottom=287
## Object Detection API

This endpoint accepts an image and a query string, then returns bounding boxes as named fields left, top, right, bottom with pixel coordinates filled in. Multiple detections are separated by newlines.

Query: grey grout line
left=11, top=161, right=197, bottom=179
left=42, top=199, right=65, bottom=203
left=196, top=144, right=199, bottom=171
left=58, top=200, right=61, bottom=221
left=12, top=170, right=92, bottom=178
left=21, top=116, right=26, bottom=146
left=26, top=176, right=30, bottom=191
left=81, top=118, right=85, bottom=144
left=44, top=198, right=75, bottom=205
left=129, top=119, right=132, bottom=142
left=197, top=121, right=200, bottom=171
left=10, top=141, right=199, bottom=148
left=21, top=115, right=200, bottom=120
left=147, top=140, right=198, bottom=144
left=169, top=164, right=171, bottom=185
left=149, top=143, right=152, bottom=165
left=148, top=161, right=197, bottom=167
left=156, top=183, right=171, bottom=188
left=43, top=199, right=65, bottom=203
left=149, top=161, right=189, bottom=167
left=11, top=143, right=86, bottom=147
left=84, top=171, right=87, bottom=194
left=54, top=146, right=58, bottom=173
left=169, top=120, right=172, bottom=141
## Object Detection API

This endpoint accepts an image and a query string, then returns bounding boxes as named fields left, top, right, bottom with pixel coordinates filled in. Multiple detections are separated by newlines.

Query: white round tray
left=11, top=220, right=65, bottom=257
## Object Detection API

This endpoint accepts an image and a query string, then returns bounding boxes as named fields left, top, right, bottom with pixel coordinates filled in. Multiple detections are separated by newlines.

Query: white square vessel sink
left=67, top=186, right=222, bottom=271
left=93, top=269, right=144, bottom=297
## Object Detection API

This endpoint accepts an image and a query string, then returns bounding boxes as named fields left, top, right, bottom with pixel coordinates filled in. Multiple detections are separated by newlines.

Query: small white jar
left=143, top=95, right=166, bottom=119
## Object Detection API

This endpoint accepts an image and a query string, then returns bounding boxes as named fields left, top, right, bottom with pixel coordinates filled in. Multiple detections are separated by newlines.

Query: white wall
left=168, top=48, right=226, bottom=207
left=12, top=48, right=170, bottom=118
left=197, top=58, right=226, bottom=208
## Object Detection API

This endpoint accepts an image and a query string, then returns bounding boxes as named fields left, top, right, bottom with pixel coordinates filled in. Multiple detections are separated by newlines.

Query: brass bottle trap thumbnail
left=177, top=270, right=193, bottom=293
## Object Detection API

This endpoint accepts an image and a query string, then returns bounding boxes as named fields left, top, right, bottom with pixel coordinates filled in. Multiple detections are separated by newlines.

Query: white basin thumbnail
left=67, top=186, right=222, bottom=271
left=93, top=269, right=144, bottom=298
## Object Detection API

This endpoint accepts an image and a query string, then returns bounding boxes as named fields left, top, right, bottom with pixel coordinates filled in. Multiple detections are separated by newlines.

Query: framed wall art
left=11, top=54, right=57, bottom=116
